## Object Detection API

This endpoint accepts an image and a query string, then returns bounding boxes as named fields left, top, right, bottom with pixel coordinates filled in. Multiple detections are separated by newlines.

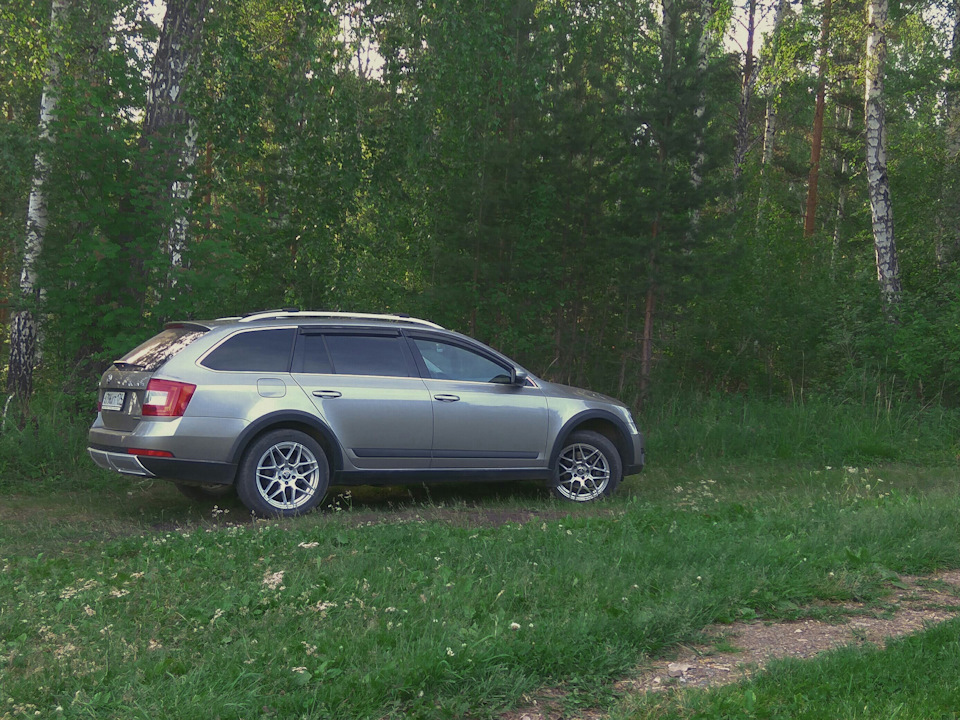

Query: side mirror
left=513, top=369, right=529, bottom=385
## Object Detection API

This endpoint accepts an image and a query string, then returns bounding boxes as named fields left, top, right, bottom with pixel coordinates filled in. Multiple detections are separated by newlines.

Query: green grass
left=3, top=396, right=960, bottom=718
left=641, top=392, right=960, bottom=465
left=617, top=617, right=960, bottom=719
left=3, top=463, right=960, bottom=719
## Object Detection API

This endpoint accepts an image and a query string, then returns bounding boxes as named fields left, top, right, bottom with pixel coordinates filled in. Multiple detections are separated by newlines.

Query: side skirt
left=333, top=468, right=551, bottom=487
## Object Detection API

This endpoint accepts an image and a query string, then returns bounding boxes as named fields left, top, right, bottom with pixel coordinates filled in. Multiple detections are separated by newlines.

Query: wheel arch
left=228, top=411, right=344, bottom=473
left=549, top=411, right=634, bottom=472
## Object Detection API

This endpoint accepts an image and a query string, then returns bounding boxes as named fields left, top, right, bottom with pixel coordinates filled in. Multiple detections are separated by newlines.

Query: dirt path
left=505, top=571, right=960, bottom=720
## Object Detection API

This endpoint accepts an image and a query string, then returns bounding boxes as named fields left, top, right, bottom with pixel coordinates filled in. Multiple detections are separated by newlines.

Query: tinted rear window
left=325, top=335, right=412, bottom=377
left=296, top=334, right=335, bottom=374
left=202, top=329, right=296, bottom=372
left=117, top=327, right=207, bottom=372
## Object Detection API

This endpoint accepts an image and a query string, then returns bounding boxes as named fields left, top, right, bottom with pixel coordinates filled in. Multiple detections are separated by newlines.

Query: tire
left=236, top=429, right=330, bottom=517
left=174, top=483, right=236, bottom=502
left=550, top=430, right=622, bottom=502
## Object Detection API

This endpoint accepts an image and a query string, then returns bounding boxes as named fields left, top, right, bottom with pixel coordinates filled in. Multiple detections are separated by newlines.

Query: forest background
left=2, top=0, right=960, bottom=464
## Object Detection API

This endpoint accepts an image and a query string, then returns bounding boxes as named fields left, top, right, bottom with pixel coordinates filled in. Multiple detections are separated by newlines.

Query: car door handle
left=312, top=390, right=342, bottom=399
left=434, top=393, right=460, bottom=402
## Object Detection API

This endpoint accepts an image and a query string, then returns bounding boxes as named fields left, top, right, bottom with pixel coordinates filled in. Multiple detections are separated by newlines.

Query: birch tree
left=760, top=0, right=786, bottom=169
left=756, top=0, right=786, bottom=226
left=7, top=0, right=66, bottom=402
left=936, top=0, right=960, bottom=266
left=864, top=0, right=900, bottom=306
left=733, top=0, right=758, bottom=181
left=116, top=0, right=210, bottom=299
left=143, top=0, right=211, bottom=270
left=691, top=0, right=716, bottom=198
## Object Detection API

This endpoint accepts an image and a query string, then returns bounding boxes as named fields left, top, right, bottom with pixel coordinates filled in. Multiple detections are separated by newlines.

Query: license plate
left=101, top=391, right=125, bottom=411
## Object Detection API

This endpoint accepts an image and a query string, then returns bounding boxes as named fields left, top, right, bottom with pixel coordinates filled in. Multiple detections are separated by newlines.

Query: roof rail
left=237, top=310, right=445, bottom=330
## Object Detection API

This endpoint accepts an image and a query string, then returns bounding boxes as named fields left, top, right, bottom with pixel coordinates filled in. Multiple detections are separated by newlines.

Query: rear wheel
left=236, top=430, right=329, bottom=517
left=551, top=430, right=622, bottom=502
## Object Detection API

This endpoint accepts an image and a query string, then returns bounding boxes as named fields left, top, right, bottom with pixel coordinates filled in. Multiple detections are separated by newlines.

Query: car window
left=325, top=335, right=412, bottom=377
left=412, top=339, right=511, bottom=383
left=201, top=329, right=296, bottom=372
left=296, top=334, right=335, bottom=374
left=117, top=326, right=207, bottom=371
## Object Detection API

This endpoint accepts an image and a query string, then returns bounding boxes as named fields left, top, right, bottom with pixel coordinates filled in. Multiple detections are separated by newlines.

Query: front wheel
left=236, top=430, right=329, bottom=517
left=550, top=430, right=622, bottom=502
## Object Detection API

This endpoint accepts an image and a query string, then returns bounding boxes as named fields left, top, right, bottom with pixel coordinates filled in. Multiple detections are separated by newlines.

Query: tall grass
left=0, top=391, right=105, bottom=492
left=1, top=389, right=958, bottom=494
left=641, top=392, right=960, bottom=465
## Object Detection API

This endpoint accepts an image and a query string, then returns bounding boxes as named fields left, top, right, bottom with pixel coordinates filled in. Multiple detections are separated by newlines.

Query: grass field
left=3, top=456, right=960, bottom=719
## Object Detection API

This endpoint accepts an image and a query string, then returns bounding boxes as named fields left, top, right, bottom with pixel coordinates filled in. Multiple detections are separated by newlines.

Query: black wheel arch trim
left=548, top=410, right=635, bottom=471
left=227, top=411, right=344, bottom=471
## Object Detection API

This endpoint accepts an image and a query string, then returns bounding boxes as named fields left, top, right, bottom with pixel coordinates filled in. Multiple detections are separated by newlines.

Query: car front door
left=408, top=335, right=548, bottom=469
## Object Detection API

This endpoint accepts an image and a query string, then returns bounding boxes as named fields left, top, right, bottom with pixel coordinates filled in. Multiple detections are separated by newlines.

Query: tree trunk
left=7, top=0, right=66, bottom=401
left=639, top=0, right=677, bottom=403
left=759, top=0, right=786, bottom=168
left=948, top=0, right=960, bottom=163
left=639, top=282, right=657, bottom=402
left=734, top=0, right=757, bottom=181
left=865, top=0, right=901, bottom=307
left=691, top=0, right=715, bottom=197
left=804, top=0, right=832, bottom=238
left=757, top=0, right=787, bottom=227
left=935, top=0, right=960, bottom=266
left=138, top=0, right=210, bottom=275
left=831, top=104, right=853, bottom=270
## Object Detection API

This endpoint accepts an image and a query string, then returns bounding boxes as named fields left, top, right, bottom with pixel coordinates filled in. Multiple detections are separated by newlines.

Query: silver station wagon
left=88, top=311, right=645, bottom=516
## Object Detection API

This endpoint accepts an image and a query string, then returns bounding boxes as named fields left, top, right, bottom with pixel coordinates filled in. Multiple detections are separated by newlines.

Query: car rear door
left=291, top=329, right=433, bottom=470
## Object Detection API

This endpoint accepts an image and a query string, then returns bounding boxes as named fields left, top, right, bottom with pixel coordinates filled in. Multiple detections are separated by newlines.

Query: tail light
left=142, top=379, right=196, bottom=417
left=127, top=448, right=174, bottom=457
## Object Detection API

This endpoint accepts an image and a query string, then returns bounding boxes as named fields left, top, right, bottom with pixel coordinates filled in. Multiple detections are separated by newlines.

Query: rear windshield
left=117, top=326, right=207, bottom=372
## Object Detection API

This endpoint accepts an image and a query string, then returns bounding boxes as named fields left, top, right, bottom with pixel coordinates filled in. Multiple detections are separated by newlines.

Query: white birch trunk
left=935, top=0, right=959, bottom=266
left=691, top=0, right=715, bottom=195
left=143, top=0, right=210, bottom=274
left=864, top=0, right=901, bottom=307
left=734, top=0, right=758, bottom=181
left=759, top=0, right=784, bottom=170
left=761, top=0, right=787, bottom=160
left=756, top=0, right=787, bottom=228
left=7, top=0, right=66, bottom=400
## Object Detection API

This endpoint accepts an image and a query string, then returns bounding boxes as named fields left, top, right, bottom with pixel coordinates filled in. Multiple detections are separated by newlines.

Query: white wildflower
left=262, top=571, right=285, bottom=590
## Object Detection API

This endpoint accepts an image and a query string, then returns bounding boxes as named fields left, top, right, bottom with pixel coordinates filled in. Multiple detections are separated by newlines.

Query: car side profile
left=88, top=311, right=645, bottom=517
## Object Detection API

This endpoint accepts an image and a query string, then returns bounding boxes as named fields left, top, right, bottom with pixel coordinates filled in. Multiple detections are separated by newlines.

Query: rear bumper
left=88, top=447, right=153, bottom=476
left=88, top=447, right=236, bottom=485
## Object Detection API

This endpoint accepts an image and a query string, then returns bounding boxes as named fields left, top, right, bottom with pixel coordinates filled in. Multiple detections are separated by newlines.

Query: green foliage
left=2, top=0, right=960, bottom=407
